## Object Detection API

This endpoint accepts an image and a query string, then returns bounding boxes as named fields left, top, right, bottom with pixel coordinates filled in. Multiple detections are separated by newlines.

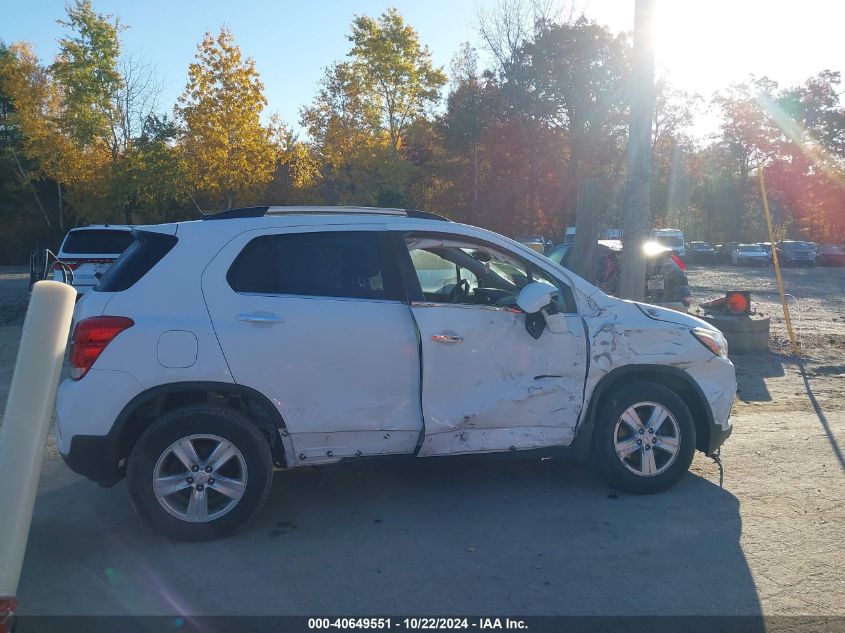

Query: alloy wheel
left=613, top=402, right=681, bottom=477
left=152, top=434, right=248, bottom=522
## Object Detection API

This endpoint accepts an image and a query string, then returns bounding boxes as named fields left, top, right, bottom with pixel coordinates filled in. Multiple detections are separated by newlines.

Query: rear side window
left=95, top=231, right=178, bottom=292
left=62, top=229, right=135, bottom=255
left=227, top=231, right=386, bottom=300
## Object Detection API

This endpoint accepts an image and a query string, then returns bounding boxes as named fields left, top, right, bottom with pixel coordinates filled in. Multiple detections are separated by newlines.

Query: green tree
left=177, top=28, right=276, bottom=209
left=348, top=8, right=447, bottom=152
left=52, top=0, right=122, bottom=149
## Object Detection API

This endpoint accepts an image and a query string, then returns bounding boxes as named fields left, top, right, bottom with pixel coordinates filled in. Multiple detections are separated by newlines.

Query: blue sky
left=3, top=0, right=843, bottom=137
left=2, top=0, right=482, bottom=131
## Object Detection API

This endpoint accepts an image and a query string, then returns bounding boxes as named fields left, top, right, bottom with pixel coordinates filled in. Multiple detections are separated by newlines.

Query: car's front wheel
left=127, top=405, right=273, bottom=540
left=592, top=382, right=696, bottom=494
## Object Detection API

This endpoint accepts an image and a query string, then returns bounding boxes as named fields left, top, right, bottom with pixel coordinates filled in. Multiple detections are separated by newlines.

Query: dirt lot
left=0, top=264, right=843, bottom=616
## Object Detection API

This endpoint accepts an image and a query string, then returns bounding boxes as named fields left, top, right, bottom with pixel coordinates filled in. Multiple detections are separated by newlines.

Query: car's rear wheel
left=593, top=382, right=696, bottom=494
left=127, top=405, right=273, bottom=540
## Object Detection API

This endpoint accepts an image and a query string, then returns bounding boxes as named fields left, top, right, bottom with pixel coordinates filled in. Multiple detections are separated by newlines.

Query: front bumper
left=707, top=418, right=733, bottom=454
left=685, top=357, right=736, bottom=455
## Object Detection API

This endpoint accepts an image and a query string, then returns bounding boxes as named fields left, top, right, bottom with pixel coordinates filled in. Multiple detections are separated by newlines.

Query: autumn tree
left=178, top=28, right=275, bottom=210
left=2, top=1, right=122, bottom=228
left=348, top=8, right=447, bottom=152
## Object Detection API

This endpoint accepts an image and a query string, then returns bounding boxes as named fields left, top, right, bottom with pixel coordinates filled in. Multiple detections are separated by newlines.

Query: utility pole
left=620, top=0, right=656, bottom=301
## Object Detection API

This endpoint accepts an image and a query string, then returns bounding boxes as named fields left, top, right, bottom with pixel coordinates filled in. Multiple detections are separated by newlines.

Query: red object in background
left=671, top=254, right=686, bottom=271
left=701, top=291, right=751, bottom=316
left=725, top=291, right=751, bottom=315
left=0, top=596, right=16, bottom=633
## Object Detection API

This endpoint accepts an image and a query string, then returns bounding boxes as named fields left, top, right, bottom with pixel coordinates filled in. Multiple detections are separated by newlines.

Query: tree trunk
left=571, top=179, right=601, bottom=284
left=57, top=182, right=64, bottom=234
left=10, top=149, right=51, bottom=228
left=473, top=144, right=479, bottom=205
left=620, top=0, right=655, bottom=301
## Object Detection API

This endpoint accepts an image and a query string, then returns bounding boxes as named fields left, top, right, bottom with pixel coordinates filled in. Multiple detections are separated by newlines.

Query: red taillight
left=69, top=316, right=134, bottom=380
left=671, top=254, right=686, bottom=271
left=51, top=260, right=81, bottom=272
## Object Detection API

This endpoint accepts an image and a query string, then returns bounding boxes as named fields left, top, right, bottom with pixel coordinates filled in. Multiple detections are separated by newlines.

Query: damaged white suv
left=56, top=207, right=735, bottom=540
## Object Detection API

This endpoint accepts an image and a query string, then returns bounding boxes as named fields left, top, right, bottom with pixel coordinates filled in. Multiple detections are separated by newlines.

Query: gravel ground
left=685, top=263, right=845, bottom=355
left=0, top=265, right=843, bottom=617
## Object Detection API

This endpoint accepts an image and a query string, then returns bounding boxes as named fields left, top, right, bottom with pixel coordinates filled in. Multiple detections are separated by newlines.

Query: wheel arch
left=114, top=381, right=291, bottom=475
left=581, top=364, right=714, bottom=454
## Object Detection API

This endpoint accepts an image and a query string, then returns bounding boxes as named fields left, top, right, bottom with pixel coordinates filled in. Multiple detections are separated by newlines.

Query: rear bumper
left=55, top=368, right=144, bottom=485
left=60, top=433, right=122, bottom=486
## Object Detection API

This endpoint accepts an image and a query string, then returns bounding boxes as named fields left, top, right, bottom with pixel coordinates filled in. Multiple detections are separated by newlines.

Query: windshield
left=739, top=245, right=764, bottom=253
left=782, top=241, right=812, bottom=250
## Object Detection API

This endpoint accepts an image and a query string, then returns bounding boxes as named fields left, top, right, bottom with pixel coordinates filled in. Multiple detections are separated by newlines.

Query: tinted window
left=95, top=231, right=178, bottom=292
left=62, top=229, right=135, bottom=255
left=227, top=232, right=386, bottom=300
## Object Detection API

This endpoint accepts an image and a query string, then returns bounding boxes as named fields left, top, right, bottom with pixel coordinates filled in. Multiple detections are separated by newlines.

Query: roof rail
left=202, top=205, right=451, bottom=221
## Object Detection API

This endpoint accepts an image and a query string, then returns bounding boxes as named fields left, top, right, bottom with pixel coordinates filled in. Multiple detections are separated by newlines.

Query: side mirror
left=516, top=282, right=554, bottom=314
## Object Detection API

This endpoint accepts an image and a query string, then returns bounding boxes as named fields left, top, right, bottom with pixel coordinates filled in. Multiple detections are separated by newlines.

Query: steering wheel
left=450, top=279, right=471, bottom=303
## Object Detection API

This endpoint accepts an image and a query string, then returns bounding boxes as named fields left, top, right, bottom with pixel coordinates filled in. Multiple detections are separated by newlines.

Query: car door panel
left=201, top=227, right=423, bottom=466
left=413, top=304, right=586, bottom=456
left=396, top=228, right=588, bottom=456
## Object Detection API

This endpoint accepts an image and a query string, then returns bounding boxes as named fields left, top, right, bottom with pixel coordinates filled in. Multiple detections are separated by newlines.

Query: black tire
left=127, top=404, right=273, bottom=540
left=592, top=382, right=696, bottom=494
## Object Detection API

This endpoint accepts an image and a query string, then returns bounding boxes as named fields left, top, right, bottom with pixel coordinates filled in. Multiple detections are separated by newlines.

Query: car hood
left=634, top=302, right=718, bottom=332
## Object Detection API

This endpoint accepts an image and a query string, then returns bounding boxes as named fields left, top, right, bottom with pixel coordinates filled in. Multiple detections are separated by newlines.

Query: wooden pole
left=571, top=179, right=601, bottom=284
left=758, top=169, right=800, bottom=356
left=620, top=0, right=655, bottom=301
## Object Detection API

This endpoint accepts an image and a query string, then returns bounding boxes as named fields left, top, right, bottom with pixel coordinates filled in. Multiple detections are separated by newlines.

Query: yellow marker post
left=758, top=169, right=800, bottom=356
left=0, top=281, right=76, bottom=625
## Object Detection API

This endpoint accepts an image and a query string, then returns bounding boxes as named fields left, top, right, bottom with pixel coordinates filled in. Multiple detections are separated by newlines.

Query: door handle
left=431, top=333, right=463, bottom=344
left=237, top=312, right=284, bottom=324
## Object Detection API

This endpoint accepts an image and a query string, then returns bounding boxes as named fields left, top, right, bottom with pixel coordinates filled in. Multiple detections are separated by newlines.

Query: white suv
left=56, top=207, right=736, bottom=540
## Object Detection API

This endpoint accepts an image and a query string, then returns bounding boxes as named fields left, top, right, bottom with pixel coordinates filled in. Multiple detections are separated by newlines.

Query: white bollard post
left=0, top=281, right=76, bottom=626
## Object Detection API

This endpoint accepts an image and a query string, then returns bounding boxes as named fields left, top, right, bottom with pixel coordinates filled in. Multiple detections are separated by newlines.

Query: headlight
left=692, top=327, right=728, bottom=357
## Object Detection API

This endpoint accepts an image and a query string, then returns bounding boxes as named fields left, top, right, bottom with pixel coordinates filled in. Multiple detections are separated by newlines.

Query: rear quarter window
left=95, top=231, right=178, bottom=292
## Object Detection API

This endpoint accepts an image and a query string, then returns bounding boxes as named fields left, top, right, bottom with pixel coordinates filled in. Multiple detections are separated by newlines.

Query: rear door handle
left=431, top=332, right=463, bottom=344
left=237, top=312, right=284, bottom=324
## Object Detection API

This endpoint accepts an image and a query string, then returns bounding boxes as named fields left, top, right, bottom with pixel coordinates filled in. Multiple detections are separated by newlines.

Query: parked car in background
left=516, top=236, right=550, bottom=254
left=650, top=228, right=686, bottom=258
left=56, top=206, right=734, bottom=539
left=716, top=242, right=738, bottom=263
left=776, top=240, right=817, bottom=266
left=757, top=242, right=773, bottom=258
left=53, top=226, right=135, bottom=294
left=686, top=241, right=717, bottom=264
left=816, top=244, right=845, bottom=266
left=545, top=239, right=691, bottom=310
left=731, top=243, right=771, bottom=266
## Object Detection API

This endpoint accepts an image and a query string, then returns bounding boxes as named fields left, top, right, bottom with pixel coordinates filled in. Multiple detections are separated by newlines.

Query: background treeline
left=1, top=1, right=844, bottom=264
